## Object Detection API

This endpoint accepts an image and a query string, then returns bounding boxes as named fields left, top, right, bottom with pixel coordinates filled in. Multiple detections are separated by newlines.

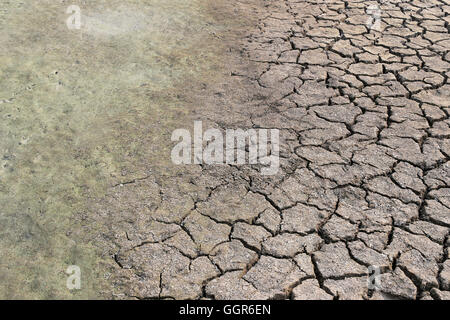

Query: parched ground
left=91, top=0, right=449, bottom=300
left=0, top=0, right=449, bottom=300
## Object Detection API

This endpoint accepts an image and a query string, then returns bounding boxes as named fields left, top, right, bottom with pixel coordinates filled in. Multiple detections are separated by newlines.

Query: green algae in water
left=0, top=0, right=230, bottom=299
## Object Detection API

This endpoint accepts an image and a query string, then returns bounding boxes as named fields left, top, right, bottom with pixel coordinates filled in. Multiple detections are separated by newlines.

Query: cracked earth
left=1, top=0, right=449, bottom=300
left=91, top=0, right=449, bottom=300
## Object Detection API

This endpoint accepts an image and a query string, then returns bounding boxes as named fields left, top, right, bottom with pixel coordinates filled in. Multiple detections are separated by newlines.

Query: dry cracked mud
left=1, top=0, right=449, bottom=300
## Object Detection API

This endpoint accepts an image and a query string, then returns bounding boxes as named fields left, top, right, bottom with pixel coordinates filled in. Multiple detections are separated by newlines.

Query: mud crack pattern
left=91, top=0, right=449, bottom=300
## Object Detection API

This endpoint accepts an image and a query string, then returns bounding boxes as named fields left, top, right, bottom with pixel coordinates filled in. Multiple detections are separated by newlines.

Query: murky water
left=0, top=0, right=232, bottom=299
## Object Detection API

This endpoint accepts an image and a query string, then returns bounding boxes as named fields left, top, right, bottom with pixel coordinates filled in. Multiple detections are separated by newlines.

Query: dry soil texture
left=0, top=0, right=449, bottom=300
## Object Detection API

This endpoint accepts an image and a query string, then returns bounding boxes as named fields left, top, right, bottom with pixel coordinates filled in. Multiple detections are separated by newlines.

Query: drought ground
left=0, top=0, right=449, bottom=300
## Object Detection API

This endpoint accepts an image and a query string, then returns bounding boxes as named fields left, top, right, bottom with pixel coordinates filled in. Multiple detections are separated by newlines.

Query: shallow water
left=0, top=0, right=230, bottom=299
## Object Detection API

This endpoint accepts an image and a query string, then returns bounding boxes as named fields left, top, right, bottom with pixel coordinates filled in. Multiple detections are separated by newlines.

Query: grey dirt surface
left=86, top=0, right=450, bottom=300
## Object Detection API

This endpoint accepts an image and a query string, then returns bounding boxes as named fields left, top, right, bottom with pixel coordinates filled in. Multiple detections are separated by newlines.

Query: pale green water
left=0, top=0, right=231, bottom=299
